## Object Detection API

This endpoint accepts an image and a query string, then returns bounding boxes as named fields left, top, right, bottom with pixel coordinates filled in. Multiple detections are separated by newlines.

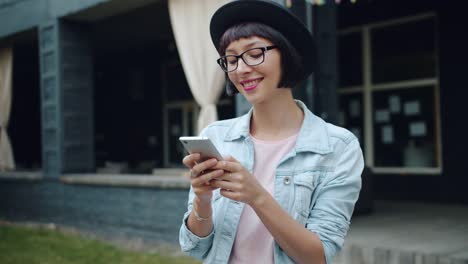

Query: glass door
left=163, top=101, right=199, bottom=167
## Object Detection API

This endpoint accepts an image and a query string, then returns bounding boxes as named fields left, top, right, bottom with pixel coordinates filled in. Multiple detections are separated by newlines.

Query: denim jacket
left=179, top=100, right=364, bottom=264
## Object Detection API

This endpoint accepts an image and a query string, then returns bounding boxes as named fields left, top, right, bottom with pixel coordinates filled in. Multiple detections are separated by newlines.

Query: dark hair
left=218, top=22, right=305, bottom=95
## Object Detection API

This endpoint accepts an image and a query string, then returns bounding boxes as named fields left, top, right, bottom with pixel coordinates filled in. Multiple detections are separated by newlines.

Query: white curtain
left=169, top=0, right=228, bottom=134
left=0, top=47, right=15, bottom=171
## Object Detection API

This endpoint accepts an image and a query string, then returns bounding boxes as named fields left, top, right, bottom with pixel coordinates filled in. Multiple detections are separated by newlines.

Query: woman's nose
left=236, top=58, right=252, bottom=73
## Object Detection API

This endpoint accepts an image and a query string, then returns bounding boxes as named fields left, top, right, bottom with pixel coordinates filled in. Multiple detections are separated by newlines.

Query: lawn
left=0, top=224, right=201, bottom=264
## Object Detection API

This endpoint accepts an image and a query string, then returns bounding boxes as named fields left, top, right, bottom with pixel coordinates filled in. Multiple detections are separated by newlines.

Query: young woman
left=179, top=1, right=364, bottom=263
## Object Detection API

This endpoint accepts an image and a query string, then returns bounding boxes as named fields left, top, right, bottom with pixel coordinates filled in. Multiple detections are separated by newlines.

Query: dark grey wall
left=0, top=0, right=167, bottom=41
left=38, top=19, right=96, bottom=178
left=437, top=3, right=468, bottom=204
left=0, top=0, right=109, bottom=39
left=0, top=180, right=189, bottom=245
left=0, top=0, right=48, bottom=39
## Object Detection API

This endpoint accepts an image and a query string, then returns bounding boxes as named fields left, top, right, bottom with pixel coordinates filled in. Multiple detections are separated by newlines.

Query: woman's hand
left=182, top=153, right=224, bottom=202
left=211, top=156, right=268, bottom=206
left=182, top=153, right=223, bottom=236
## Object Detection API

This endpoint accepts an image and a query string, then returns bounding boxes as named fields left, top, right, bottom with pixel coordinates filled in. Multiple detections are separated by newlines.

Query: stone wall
left=0, top=179, right=189, bottom=246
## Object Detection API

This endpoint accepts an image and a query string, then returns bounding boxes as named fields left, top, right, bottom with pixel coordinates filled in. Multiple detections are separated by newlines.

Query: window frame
left=338, top=12, right=442, bottom=175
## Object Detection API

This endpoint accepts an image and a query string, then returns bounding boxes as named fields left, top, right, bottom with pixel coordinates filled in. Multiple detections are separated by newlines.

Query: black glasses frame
left=217, top=45, right=277, bottom=72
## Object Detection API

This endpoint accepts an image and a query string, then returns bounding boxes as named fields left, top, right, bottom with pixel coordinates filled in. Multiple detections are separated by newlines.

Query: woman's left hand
left=210, top=156, right=268, bottom=206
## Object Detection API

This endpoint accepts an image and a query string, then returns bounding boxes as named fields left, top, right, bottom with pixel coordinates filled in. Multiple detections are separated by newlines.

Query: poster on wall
left=338, top=111, right=345, bottom=126
left=389, top=95, right=401, bottom=113
left=382, top=125, right=394, bottom=144
left=404, top=101, right=420, bottom=116
left=409, top=122, right=427, bottom=137
left=375, top=109, right=390, bottom=123
left=349, top=100, right=360, bottom=118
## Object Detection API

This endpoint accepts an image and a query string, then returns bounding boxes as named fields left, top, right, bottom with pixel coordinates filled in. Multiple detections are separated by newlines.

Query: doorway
left=8, top=30, right=42, bottom=171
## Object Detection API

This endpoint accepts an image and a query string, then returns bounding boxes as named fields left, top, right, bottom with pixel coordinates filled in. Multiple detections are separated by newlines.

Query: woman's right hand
left=182, top=153, right=224, bottom=202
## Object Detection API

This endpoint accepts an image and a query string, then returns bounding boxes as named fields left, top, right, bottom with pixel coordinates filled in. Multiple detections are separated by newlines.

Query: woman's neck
left=250, top=92, right=304, bottom=141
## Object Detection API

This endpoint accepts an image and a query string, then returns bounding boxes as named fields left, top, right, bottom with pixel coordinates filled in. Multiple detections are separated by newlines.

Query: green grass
left=0, top=225, right=201, bottom=264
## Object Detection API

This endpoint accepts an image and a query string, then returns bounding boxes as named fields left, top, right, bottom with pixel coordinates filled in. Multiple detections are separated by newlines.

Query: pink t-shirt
left=229, top=133, right=299, bottom=264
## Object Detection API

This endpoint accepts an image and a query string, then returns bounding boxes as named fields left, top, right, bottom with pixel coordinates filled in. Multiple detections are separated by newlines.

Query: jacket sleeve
left=305, top=138, right=364, bottom=264
left=179, top=186, right=215, bottom=259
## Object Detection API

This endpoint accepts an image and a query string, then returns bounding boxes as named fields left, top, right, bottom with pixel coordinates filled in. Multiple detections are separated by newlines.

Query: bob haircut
left=218, top=22, right=305, bottom=96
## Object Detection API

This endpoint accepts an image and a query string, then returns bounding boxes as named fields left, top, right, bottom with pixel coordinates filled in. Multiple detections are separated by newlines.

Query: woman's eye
left=247, top=51, right=263, bottom=59
left=250, top=53, right=262, bottom=59
left=227, top=58, right=237, bottom=65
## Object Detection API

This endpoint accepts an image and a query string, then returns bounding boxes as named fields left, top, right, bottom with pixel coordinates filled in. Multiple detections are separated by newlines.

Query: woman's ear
left=225, top=79, right=239, bottom=96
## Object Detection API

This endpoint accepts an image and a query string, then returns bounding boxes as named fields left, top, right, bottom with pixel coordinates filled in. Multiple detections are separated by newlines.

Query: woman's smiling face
left=226, top=36, right=284, bottom=105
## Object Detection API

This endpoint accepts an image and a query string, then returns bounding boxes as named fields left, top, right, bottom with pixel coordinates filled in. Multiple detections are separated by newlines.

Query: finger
left=193, top=184, right=218, bottom=193
left=213, top=160, right=242, bottom=172
left=217, top=171, right=236, bottom=181
left=219, top=188, right=240, bottom=201
left=191, top=158, right=218, bottom=176
left=192, top=169, right=224, bottom=186
left=210, top=178, right=238, bottom=190
left=182, top=153, right=201, bottom=168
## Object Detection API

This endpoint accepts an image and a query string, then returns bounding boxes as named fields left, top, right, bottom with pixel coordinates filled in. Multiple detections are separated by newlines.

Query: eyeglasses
left=217, top=46, right=277, bottom=72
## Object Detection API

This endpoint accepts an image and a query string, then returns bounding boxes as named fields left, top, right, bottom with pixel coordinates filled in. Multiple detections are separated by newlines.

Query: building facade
left=1, top=0, right=467, bottom=205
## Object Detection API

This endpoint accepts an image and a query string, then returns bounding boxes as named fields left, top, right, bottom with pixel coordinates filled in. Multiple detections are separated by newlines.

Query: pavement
left=334, top=201, right=468, bottom=264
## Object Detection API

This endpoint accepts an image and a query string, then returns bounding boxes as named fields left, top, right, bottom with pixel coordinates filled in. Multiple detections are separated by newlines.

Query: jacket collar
left=224, top=100, right=332, bottom=155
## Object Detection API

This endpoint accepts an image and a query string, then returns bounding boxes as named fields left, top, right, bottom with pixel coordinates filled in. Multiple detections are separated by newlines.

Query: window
left=371, top=18, right=436, bottom=83
left=339, top=33, right=363, bottom=88
left=372, top=87, right=438, bottom=168
left=338, top=14, right=441, bottom=174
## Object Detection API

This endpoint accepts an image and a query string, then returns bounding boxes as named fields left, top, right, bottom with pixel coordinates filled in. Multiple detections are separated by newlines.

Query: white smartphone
left=179, top=136, right=224, bottom=161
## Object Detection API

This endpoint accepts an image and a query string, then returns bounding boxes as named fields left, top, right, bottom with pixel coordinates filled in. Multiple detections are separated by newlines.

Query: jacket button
left=284, top=177, right=291, bottom=185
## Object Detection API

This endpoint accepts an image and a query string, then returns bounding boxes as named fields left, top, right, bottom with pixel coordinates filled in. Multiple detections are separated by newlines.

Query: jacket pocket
left=292, top=172, right=316, bottom=225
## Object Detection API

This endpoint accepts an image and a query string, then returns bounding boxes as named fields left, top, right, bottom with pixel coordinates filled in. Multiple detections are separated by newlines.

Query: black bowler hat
left=210, top=0, right=315, bottom=78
